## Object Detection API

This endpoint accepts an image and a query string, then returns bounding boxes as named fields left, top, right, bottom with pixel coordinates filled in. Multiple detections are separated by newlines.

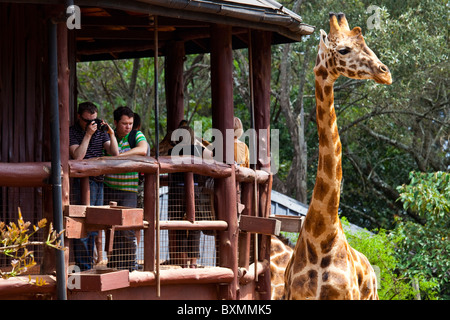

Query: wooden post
left=238, top=182, right=253, bottom=269
left=165, top=41, right=185, bottom=132
left=251, top=30, right=273, bottom=300
left=211, top=24, right=238, bottom=300
left=184, top=172, right=195, bottom=222
left=57, top=22, right=70, bottom=208
left=80, top=177, right=90, bottom=206
left=42, top=21, right=71, bottom=278
left=251, top=30, right=272, bottom=172
left=143, top=173, right=156, bottom=271
left=57, top=22, right=71, bottom=292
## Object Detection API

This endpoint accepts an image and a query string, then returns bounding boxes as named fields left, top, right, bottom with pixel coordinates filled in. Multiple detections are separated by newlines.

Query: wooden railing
left=0, top=156, right=275, bottom=299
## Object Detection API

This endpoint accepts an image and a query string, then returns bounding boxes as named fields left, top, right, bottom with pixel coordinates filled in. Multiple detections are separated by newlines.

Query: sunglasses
left=80, top=116, right=95, bottom=124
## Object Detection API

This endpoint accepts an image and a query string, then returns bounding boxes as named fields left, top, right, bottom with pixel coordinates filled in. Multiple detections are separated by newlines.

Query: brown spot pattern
left=327, top=189, right=339, bottom=213
left=306, top=239, right=318, bottom=264
left=314, top=177, right=330, bottom=202
left=315, top=80, right=324, bottom=102
left=321, top=255, right=332, bottom=268
left=320, top=231, right=338, bottom=254
left=323, top=154, right=334, bottom=180
left=315, top=66, right=328, bottom=80
left=319, top=285, right=341, bottom=300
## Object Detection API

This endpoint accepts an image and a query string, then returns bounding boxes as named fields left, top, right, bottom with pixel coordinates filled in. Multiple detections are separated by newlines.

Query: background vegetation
left=77, top=0, right=449, bottom=299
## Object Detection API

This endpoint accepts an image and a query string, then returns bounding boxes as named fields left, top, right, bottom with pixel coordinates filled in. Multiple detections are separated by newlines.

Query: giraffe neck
left=304, top=59, right=343, bottom=234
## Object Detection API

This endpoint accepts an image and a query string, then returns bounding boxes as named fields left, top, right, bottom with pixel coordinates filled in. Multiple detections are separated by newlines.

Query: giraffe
left=284, top=12, right=392, bottom=300
left=270, top=235, right=294, bottom=300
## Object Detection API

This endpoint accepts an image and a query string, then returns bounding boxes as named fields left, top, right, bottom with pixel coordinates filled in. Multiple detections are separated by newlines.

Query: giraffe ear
left=319, top=29, right=329, bottom=50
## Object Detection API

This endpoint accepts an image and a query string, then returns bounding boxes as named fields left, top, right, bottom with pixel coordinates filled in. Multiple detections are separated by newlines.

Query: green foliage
left=395, top=171, right=450, bottom=299
left=341, top=217, right=439, bottom=300
left=0, top=208, right=65, bottom=286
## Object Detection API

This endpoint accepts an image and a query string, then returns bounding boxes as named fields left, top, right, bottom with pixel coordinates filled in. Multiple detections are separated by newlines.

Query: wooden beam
left=274, top=214, right=304, bottom=233
left=129, top=267, right=234, bottom=286
left=70, top=269, right=129, bottom=292
left=76, top=29, right=173, bottom=41
left=239, top=215, right=281, bottom=236
left=68, top=156, right=232, bottom=178
left=238, top=259, right=269, bottom=284
left=64, top=216, right=87, bottom=239
left=159, top=156, right=232, bottom=177
left=85, top=206, right=143, bottom=227
left=159, top=220, right=228, bottom=231
left=76, top=41, right=159, bottom=56
left=81, top=16, right=152, bottom=27
left=0, top=276, right=56, bottom=299
left=235, top=166, right=270, bottom=183
left=0, top=162, right=51, bottom=186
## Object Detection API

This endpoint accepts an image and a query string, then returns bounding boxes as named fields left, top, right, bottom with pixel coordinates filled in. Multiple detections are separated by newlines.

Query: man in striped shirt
left=69, top=101, right=119, bottom=271
left=104, top=106, right=149, bottom=271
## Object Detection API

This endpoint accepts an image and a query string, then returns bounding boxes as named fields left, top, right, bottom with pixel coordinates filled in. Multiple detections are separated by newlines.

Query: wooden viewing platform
left=0, top=0, right=313, bottom=300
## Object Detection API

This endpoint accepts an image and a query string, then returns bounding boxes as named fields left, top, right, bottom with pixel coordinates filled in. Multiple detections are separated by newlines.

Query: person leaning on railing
left=104, top=106, right=149, bottom=271
left=69, top=101, right=119, bottom=271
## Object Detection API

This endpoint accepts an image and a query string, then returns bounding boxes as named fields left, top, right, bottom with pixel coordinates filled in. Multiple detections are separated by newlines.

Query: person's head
left=77, top=102, right=98, bottom=130
left=133, top=112, right=141, bottom=130
left=113, top=106, right=134, bottom=138
left=178, top=119, right=188, bottom=128
left=234, top=117, right=244, bottom=139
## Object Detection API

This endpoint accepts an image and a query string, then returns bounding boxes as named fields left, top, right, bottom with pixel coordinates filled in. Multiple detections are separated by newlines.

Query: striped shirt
left=104, top=130, right=147, bottom=192
left=69, top=123, right=110, bottom=159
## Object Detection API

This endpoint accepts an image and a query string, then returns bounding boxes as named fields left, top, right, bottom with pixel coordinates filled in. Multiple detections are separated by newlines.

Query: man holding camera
left=69, top=101, right=119, bottom=270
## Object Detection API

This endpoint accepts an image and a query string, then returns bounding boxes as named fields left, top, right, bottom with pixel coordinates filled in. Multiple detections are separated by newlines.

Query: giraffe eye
left=338, top=48, right=351, bottom=55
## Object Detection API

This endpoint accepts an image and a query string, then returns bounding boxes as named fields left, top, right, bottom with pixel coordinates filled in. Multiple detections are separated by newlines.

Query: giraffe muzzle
left=374, top=64, right=392, bottom=85
left=379, top=65, right=389, bottom=73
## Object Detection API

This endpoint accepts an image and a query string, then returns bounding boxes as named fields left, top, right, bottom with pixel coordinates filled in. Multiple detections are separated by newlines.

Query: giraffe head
left=316, top=12, right=392, bottom=85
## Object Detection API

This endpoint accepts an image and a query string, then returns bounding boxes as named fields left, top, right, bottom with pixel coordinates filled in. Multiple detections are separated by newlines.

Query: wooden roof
left=71, top=0, right=314, bottom=61
left=2, top=0, right=314, bottom=60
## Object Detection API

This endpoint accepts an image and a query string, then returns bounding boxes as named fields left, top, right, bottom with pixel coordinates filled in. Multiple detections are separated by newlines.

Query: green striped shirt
left=104, top=130, right=147, bottom=192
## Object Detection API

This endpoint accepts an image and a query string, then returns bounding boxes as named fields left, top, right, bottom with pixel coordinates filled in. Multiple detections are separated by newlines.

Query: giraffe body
left=284, top=13, right=391, bottom=300
left=270, top=235, right=294, bottom=300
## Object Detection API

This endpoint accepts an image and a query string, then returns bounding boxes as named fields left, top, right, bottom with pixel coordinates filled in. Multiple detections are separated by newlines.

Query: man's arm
left=104, top=124, right=119, bottom=156
left=69, top=123, right=96, bottom=160
left=119, top=140, right=147, bottom=156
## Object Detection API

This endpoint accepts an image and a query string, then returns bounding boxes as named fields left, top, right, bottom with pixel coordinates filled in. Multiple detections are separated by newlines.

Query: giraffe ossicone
left=283, top=12, right=391, bottom=300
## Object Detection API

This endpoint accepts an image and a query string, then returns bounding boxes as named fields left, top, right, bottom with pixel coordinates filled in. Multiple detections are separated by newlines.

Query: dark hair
left=133, top=112, right=141, bottom=130
left=78, top=102, right=98, bottom=115
left=113, top=106, right=134, bottom=122
left=178, top=119, right=188, bottom=127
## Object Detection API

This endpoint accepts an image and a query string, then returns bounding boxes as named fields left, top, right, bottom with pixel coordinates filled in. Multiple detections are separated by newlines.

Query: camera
left=93, top=118, right=108, bottom=132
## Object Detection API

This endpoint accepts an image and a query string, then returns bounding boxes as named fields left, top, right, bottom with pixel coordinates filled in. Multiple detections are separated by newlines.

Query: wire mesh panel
left=69, top=173, right=218, bottom=273
left=159, top=173, right=218, bottom=269
left=69, top=177, right=143, bottom=272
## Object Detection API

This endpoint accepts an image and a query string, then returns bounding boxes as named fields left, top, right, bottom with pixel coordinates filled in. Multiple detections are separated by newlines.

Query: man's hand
left=103, top=121, right=115, bottom=136
left=85, top=120, right=98, bottom=137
